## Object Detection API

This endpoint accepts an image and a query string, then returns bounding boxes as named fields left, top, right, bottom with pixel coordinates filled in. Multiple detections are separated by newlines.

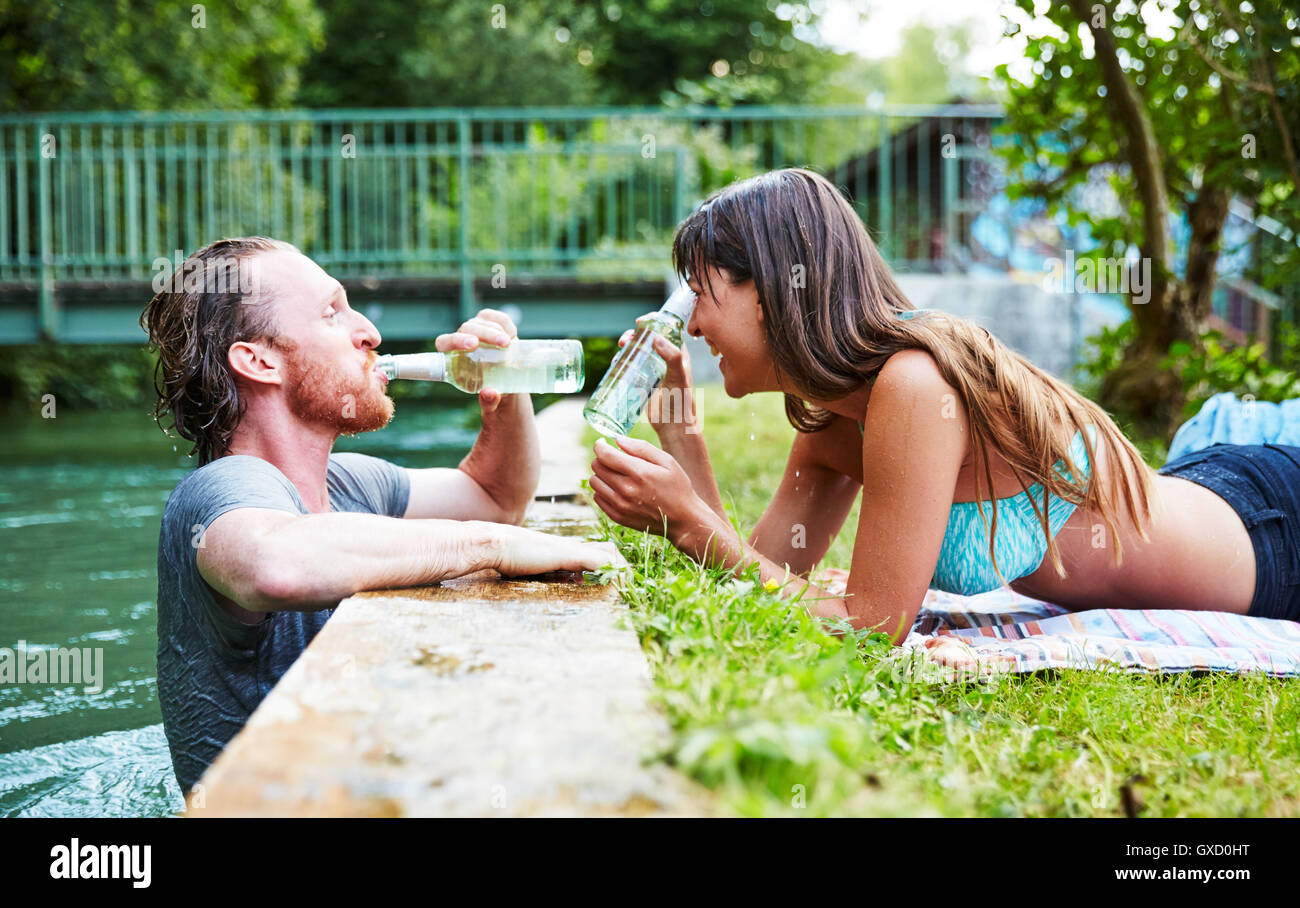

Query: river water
left=0, top=397, right=483, bottom=817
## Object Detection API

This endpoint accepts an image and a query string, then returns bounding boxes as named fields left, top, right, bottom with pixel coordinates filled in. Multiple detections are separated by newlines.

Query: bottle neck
left=660, top=285, right=696, bottom=322
left=376, top=352, right=446, bottom=382
left=640, top=309, right=685, bottom=327
left=642, top=311, right=685, bottom=335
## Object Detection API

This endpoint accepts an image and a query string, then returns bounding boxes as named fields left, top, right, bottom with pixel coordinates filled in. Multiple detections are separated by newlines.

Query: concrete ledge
left=190, top=397, right=706, bottom=817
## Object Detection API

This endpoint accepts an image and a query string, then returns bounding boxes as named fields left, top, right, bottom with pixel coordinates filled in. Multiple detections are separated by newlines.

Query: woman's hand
left=611, top=319, right=724, bottom=519
left=618, top=320, right=700, bottom=435
left=589, top=435, right=709, bottom=540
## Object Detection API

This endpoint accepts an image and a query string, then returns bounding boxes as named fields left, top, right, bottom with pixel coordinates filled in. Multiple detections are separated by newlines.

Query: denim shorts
left=1157, top=444, right=1300, bottom=621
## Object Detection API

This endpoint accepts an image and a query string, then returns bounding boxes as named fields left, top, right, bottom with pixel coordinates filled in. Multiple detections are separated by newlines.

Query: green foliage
left=1, top=0, right=987, bottom=115
left=580, top=336, right=618, bottom=393
left=587, top=386, right=1300, bottom=816
left=296, top=0, right=840, bottom=109
left=589, top=0, right=841, bottom=107
left=293, top=1, right=983, bottom=110
left=994, top=0, right=1300, bottom=400
left=0, top=0, right=324, bottom=111
left=296, top=0, right=599, bottom=108
left=1075, top=318, right=1300, bottom=461
left=1074, top=318, right=1138, bottom=394
left=1080, top=317, right=1300, bottom=425
left=1162, top=327, right=1300, bottom=417
left=0, top=343, right=157, bottom=412
left=1073, top=319, right=1171, bottom=463
left=995, top=1, right=1299, bottom=261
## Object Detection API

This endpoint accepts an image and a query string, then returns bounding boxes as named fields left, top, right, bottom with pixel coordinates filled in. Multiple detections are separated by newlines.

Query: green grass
left=583, top=387, right=1300, bottom=817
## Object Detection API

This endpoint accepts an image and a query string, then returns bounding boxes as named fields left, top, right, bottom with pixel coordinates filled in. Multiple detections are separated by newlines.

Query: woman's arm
left=592, top=434, right=858, bottom=578
left=588, top=436, right=848, bottom=616
left=684, top=352, right=965, bottom=640
left=591, top=349, right=966, bottom=643
left=836, top=350, right=967, bottom=640
left=744, top=430, right=862, bottom=577
left=637, top=330, right=727, bottom=520
left=591, top=428, right=859, bottom=584
left=655, top=421, right=727, bottom=522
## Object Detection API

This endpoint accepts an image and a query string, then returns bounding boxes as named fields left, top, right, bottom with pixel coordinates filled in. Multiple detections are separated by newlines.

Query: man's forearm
left=256, top=513, right=505, bottom=611
left=459, top=393, right=539, bottom=522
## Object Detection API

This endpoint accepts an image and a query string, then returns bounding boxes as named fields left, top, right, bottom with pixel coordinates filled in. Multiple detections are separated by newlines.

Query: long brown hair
left=140, top=236, right=294, bottom=465
left=672, top=168, right=1153, bottom=580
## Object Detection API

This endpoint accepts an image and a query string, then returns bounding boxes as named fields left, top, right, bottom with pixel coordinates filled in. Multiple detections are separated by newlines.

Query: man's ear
left=228, top=340, right=285, bottom=386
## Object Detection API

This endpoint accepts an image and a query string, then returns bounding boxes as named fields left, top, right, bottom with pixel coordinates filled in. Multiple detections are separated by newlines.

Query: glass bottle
left=374, top=339, right=584, bottom=394
left=583, top=284, right=696, bottom=436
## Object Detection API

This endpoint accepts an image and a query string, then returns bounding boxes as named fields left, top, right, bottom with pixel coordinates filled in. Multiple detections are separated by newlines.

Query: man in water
left=142, top=236, right=619, bottom=794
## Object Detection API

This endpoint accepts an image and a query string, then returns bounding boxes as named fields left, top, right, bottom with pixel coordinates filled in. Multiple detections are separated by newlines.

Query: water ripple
left=0, top=724, right=183, bottom=817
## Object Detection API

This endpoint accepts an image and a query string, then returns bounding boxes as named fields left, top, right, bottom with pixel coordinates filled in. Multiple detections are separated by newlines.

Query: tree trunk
left=1100, top=186, right=1232, bottom=439
left=1070, top=0, right=1183, bottom=438
left=1098, top=288, right=1183, bottom=439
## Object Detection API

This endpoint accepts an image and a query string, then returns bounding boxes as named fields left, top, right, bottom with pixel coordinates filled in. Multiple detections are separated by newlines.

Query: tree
left=580, top=0, right=842, bottom=106
left=294, top=0, right=867, bottom=110
left=295, top=0, right=602, bottom=108
left=996, top=0, right=1299, bottom=437
left=0, top=0, right=324, bottom=111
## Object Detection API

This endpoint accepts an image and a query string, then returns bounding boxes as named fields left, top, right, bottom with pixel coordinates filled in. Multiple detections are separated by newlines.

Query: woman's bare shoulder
left=861, top=349, right=969, bottom=480
left=874, top=347, right=951, bottom=389
left=867, top=349, right=967, bottom=431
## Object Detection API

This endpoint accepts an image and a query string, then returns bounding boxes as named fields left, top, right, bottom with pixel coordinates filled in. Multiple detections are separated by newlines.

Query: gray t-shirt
left=155, top=452, right=411, bottom=793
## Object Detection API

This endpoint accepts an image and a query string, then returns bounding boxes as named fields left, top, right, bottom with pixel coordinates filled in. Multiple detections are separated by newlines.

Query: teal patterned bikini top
left=859, top=308, right=1095, bottom=594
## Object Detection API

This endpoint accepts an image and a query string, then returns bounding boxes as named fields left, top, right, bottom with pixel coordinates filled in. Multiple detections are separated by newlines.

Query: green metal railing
left=0, top=105, right=1002, bottom=342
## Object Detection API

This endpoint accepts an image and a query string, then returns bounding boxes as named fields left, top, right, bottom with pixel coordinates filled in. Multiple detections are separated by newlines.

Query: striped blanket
left=813, top=570, right=1300, bottom=677
left=905, top=586, right=1300, bottom=678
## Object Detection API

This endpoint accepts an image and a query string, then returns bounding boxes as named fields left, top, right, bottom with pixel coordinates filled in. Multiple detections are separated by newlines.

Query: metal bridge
left=0, top=104, right=999, bottom=343
left=0, top=103, right=1290, bottom=347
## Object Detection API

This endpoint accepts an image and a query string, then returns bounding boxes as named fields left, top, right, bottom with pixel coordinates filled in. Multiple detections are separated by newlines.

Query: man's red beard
left=278, top=341, right=394, bottom=435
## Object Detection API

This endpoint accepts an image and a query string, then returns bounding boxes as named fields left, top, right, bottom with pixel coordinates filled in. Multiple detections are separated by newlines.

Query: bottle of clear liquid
left=375, top=339, right=584, bottom=394
left=583, top=284, right=696, bottom=437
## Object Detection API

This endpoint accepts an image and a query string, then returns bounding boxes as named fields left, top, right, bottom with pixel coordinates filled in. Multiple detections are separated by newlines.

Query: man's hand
left=437, top=308, right=520, bottom=414
left=437, top=307, right=517, bottom=353
left=416, top=307, right=538, bottom=524
left=492, top=528, right=626, bottom=577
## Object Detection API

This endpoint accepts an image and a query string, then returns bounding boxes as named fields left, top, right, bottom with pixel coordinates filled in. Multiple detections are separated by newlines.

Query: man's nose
left=686, top=309, right=702, bottom=338
left=356, top=315, right=381, bottom=350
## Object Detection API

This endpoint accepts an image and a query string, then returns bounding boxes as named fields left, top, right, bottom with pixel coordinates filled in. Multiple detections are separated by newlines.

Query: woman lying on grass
left=590, top=167, right=1300, bottom=643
